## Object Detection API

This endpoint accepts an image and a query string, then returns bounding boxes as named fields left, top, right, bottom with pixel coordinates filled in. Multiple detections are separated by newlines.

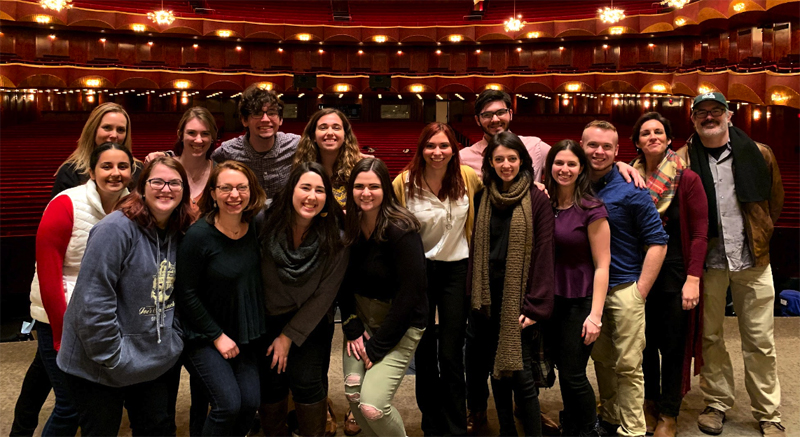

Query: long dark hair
left=403, top=122, right=466, bottom=201
left=631, top=111, right=674, bottom=156
left=481, top=131, right=534, bottom=187
left=115, top=156, right=194, bottom=233
left=198, top=160, right=267, bottom=224
left=261, top=161, right=344, bottom=256
left=344, top=158, right=420, bottom=245
left=544, top=139, right=603, bottom=210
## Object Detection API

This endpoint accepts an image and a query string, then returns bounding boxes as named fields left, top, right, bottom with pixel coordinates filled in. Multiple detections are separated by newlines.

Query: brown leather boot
left=644, top=399, right=659, bottom=434
left=653, top=415, right=677, bottom=437
left=295, top=399, right=328, bottom=437
left=260, top=398, right=290, bottom=437
left=324, top=398, right=337, bottom=437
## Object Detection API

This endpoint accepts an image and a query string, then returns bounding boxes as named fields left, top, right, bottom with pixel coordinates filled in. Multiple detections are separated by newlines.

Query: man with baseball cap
left=676, top=92, right=785, bottom=436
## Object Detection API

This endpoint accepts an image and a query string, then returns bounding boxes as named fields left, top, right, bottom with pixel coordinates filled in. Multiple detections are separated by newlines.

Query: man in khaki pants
left=676, top=92, right=785, bottom=437
left=581, top=121, right=668, bottom=437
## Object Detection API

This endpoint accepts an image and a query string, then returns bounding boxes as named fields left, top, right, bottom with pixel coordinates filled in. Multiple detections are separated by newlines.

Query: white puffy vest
left=29, top=181, right=127, bottom=323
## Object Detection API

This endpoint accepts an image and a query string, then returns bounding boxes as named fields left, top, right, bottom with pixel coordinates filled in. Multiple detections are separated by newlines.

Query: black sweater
left=339, top=223, right=428, bottom=363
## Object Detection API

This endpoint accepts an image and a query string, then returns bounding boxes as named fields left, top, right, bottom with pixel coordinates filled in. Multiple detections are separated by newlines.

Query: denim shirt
left=593, top=167, right=669, bottom=288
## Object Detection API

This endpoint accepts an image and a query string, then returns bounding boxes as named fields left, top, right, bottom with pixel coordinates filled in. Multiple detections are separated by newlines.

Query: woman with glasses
left=630, top=112, right=708, bottom=437
left=26, top=143, right=133, bottom=436
left=468, top=132, right=554, bottom=437
left=392, top=122, right=482, bottom=436
left=257, top=162, right=348, bottom=437
left=340, top=158, right=427, bottom=437
left=176, top=161, right=267, bottom=436
left=57, top=156, right=194, bottom=436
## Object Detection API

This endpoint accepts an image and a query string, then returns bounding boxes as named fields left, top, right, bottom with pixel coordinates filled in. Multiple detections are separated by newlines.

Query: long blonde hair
left=56, top=103, right=134, bottom=177
left=293, top=108, right=361, bottom=187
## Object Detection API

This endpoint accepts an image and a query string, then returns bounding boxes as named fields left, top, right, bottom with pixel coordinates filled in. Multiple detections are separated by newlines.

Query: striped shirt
left=212, top=131, right=300, bottom=199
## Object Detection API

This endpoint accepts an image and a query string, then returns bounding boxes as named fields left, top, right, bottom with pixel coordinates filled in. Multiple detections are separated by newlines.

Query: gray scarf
left=269, top=230, right=322, bottom=286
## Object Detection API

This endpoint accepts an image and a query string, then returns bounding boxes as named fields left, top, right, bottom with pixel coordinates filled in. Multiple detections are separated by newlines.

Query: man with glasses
left=676, top=92, right=784, bottom=437
left=460, top=90, right=551, bottom=182
left=212, top=84, right=300, bottom=198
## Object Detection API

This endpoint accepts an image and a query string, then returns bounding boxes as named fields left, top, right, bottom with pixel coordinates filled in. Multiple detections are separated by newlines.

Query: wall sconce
left=609, top=27, right=624, bottom=35
left=132, top=24, right=146, bottom=32
left=753, top=109, right=761, bottom=120
left=771, top=92, right=789, bottom=103
left=410, top=85, right=424, bottom=93
left=698, top=85, right=712, bottom=94
left=297, top=34, right=311, bottom=41
left=175, top=80, right=190, bottom=89
left=653, top=84, right=666, bottom=92
left=448, top=35, right=463, bottom=43
left=336, top=84, right=350, bottom=92
left=85, top=79, right=100, bottom=87
left=733, top=3, right=745, bottom=12
left=373, top=35, right=387, bottom=43
left=258, top=82, right=273, bottom=90
left=566, top=83, right=580, bottom=92
left=675, top=18, right=686, bottom=26
left=35, top=15, right=51, bottom=24
left=527, top=32, right=540, bottom=39
left=217, top=30, right=232, bottom=38
left=487, top=84, right=501, bottom=91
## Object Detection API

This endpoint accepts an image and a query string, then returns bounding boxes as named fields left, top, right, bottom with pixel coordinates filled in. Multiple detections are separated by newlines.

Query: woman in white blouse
left=392, top=122, right=482, bottom=436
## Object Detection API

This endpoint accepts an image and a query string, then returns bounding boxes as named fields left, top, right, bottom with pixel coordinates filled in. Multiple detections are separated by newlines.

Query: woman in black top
left=175, top=161, right=267, bottom=436
left=258, top=162, right=348, bottom=437
left=339, top=158, right=428, bottom=437
left=467, top=132, right=555, bottom=437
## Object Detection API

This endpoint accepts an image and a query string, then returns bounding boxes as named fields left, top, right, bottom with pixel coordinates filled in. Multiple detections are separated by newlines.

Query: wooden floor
left=0, top=317, right=797, bottom=436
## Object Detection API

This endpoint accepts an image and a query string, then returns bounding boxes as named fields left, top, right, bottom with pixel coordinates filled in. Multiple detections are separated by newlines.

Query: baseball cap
left=692, top=92, right=729, bottom=110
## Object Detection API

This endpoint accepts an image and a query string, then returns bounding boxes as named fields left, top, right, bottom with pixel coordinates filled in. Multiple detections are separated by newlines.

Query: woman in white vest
left=28, top=142, right=133, bottom=436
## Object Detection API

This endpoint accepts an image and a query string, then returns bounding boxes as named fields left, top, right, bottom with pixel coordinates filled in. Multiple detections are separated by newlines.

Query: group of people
left=10, top=85, right=785, bottom=437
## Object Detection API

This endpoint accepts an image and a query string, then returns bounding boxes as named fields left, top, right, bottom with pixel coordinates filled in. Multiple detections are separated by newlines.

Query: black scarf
left=688, top=125, right=770, bottom=238
left=269, top=230, right=322, bottom=286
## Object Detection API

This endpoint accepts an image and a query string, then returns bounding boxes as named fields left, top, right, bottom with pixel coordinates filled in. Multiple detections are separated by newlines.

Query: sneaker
left=467, top=410, right=487, bottom=435
left=697, top=407, right=725, bottom=435
left=760, top=421, right=786, bottom=436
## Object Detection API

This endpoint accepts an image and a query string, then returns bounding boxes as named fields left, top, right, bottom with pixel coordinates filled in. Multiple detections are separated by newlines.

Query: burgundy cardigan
left=677, top=169, right=709, bottom=396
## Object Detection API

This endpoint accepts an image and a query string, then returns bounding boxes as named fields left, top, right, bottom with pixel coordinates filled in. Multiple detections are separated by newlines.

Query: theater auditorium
left=0, top=0, right=798, bottom=436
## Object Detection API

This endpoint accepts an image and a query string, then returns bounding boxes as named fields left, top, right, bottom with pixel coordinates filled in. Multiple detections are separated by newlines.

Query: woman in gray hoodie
left=57, top=156, right=194, bottom=436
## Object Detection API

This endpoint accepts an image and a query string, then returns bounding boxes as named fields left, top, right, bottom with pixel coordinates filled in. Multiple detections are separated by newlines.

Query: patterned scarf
left=631, top=148, right=685, bottom=216
left=471, top=173, right=533, bottom=378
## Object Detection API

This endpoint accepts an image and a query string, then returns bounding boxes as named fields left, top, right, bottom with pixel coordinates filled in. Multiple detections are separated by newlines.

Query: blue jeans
left=36, top=322, right=80, bottom=437
left=64, top=363, right=180, bottom=436
left=183, top=342, right=260, bottom=436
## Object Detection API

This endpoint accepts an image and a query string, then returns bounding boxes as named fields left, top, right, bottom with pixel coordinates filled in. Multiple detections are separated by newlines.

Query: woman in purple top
left=544, top=139, right=611, bottom=436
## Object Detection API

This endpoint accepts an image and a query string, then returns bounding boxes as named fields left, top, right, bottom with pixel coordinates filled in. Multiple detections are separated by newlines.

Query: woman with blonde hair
left=293, top=108, right=364, bottom=208
left=53, top=102, right=141, bottom=196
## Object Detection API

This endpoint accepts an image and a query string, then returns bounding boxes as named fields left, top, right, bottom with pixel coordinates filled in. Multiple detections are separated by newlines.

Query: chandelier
left=504, top=0, right=525, bottom=32
left=598, top=1, right=625, bottom=24
left=39, top=0, right=72, bottom=12
left=661, top=0, right=690, bottom=9
left=148, top=1, right=175, bottom=25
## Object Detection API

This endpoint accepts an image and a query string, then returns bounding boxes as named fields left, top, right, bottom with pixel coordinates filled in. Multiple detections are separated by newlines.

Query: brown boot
left=653, top=415, right=677, bottom=437
left=260, top=398, right=290, bottom=437
left=644, top=399, right=658, bottom=434
left=295, top=399, right=328, bottom=437
left=324, top=398, right=337, bottom=437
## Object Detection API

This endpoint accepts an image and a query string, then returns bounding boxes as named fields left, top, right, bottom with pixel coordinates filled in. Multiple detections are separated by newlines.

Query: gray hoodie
left=57, top=211, right=183, bottom=387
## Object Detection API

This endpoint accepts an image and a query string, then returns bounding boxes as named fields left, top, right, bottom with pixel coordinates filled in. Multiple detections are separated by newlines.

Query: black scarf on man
left=688, top=125, right=771, bottom=238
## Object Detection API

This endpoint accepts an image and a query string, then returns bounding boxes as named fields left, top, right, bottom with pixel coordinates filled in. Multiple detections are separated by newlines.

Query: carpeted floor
left=1, top=317, right=797, bottom=436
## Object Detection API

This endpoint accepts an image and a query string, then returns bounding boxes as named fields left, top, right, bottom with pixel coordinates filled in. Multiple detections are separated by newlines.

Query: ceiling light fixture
left=147, top=1, right=175, bottom=25
left=598, top=1, right=625, bottom=24
left=39, top=0, right=71, bottom=12
left=504, top=0, right=525, bottom=32
left=660, top=0, right=690, bottom=9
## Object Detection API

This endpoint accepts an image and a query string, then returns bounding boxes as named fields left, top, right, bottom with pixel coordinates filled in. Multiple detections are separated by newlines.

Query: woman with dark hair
left=53, top=102, right=141, bottom=196
left=543, top=139, right=610, bottom=436
left=340, top=157, right=427, bottom=437
left=56, top=156, right=193, bottom=436
left=630, top=112, right=708, bottom=437
left=26, top=143, right=133, bottom=436
left=294, top=108, right=366, bottom=208
left=258, top=162, right=348, bottom=437
left=175, top=161, right=268, bottom=436
left=469, top=131, right=554, bottom=437
left=391, top=122, right=481, bottom=436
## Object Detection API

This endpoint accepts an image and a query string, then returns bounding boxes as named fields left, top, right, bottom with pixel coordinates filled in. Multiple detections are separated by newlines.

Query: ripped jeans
left=342, top=326, right=424, bottom=437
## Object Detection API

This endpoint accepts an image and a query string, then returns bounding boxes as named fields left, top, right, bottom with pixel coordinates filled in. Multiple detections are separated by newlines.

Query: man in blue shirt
left=581, top=120, right=668, bottom=437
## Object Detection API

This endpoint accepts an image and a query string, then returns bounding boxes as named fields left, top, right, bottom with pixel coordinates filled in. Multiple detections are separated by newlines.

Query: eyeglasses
left=251, top=110, right=280, bottom=119
left=216, top=184, right=249, bottom=194
left=479, top=108, right=510, bottom=120
left=692, top=108, right=725, bottom=119
left=147, top=178, right=183, bottom=191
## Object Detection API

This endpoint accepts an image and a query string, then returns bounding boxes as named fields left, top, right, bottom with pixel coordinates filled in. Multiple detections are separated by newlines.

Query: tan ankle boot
left=654, top=414, right=677, bottom=437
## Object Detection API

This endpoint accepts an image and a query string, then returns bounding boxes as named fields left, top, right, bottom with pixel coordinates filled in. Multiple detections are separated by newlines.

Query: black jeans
left=548, top=296, right=596, bottom=435
left=10, top=325, right=53, bottom=437
left=643, top=289, right=688, bottom=417
left=260, top=315, right=333, bottom=404
left=415, top=259, right=469, bottom=436
left=471, top=308, right=542, bottom=437
left=184, top=342, right=260, bottom=436
left=64, top=363, right=181, bottom=436
left=465, top=310, right=492, bottom=414
left=35, top=322, right=80, bottom=437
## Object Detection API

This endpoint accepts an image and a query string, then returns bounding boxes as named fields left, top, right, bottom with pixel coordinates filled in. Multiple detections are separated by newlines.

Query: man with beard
left=676, top=92, right=785, bottom=437
left=212, top=84, right=300, bottom=198
left=582, top=120, right=668, bottom=437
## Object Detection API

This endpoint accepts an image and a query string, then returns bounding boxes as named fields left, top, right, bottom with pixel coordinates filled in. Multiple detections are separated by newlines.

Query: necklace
left=554, top=202, right=574, bottom=218
left=216, top=218, right=244, bottom=238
